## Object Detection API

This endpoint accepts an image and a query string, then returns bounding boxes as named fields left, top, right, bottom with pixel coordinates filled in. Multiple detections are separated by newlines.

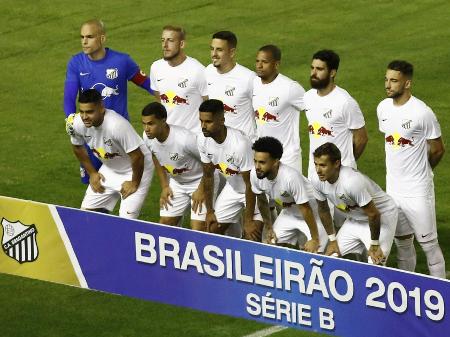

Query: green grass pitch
left=1, top=0, right=449, bottom=336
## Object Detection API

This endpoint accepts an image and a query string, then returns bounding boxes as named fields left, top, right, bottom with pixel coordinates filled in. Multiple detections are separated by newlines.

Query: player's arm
left=72, top=144, right=104, bottom=193
left=153, top=90, right=161, bottom=103
left=297, top=202, right=320, bottom=253
left=202, top=95, right=209, bottom=101
left=241, top=170, right=262, bottom=241
left=351, top=126, right=368, bottom=160
left=361, top=200, right=384, bottom=265
left=202, top=162, right=217, bottom=230
left=121, top=148, right=144, bottom=199
left=256, top=193, right=276, bottom=244
left=427, top=137, right=445, bottom=169
left=152, top=154, right=173, bottom=210
left=317, top=199, right=339, bottom=256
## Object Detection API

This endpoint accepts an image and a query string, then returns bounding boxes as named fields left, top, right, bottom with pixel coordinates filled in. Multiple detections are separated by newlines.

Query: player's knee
left=190, top=220, right=207, bottom=232
left=159, top=216, right=181, bottom=227
left=395, top=233, right=414, bottom=240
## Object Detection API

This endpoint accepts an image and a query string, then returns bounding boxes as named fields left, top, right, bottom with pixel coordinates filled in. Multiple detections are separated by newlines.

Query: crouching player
left=142, top=102, right=216, bottom=230
left=69, top=89, right=153, bottom=219
left=251, top=136, right=326, bottom=253
left=311, top=142, right=398, bottom=264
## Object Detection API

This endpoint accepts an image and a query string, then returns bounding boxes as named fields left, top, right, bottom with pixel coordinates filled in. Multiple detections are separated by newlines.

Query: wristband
left=370, top=240, right=380, bottom=246
left=328, top=234, right=337, bottom=241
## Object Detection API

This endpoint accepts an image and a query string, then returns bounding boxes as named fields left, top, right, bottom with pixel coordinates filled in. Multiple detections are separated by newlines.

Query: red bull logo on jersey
left=93, top=147, right=120, bottom=160
left=160, top=91, right=189, bottom=107
left=385, top=132, right=414, bottom=149
left=214, top=163, right=239, bottom=177
left=255, top=107, right=279, bottom=125
left=223, top=103, right=236, bottom=114
left=91, top=83, right=119, bottom=99
left=163, top=164, right=190, bottom=176
left=1, top=218, right=39, bottom=263
left=308, top=122, right=334, bottom=138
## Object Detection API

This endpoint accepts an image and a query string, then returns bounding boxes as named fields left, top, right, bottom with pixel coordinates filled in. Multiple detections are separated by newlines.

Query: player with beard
left=253, top=45, right=306, bottom=172
left=251, top=137, right=328, bottom=253
left=303, top=50, right=368, bottom=179
left=205, top=31, right=257, bottom=141
left=377, top=60, right=446, bottom=277
left=150, top=25, right=208, bottom=133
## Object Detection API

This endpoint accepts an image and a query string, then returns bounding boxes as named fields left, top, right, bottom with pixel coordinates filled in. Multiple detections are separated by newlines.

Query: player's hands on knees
left=191, top=188, right=205, bottom=213
left=89, top=172, right=105, bottom=193
left=243, top=220, right=263, bottom=242
left=205, top=210, right=219, bottom=233
left=303, top=238, right=319, bottom=253
left=121, top=180, right=139, bottom=199
left=369, top=245, right=385, bottom=265
left=325, top=240, right=340, bottom=257
left=160, top=186, right=173, bottom=210
left=263, top=226, right=277, bottom=245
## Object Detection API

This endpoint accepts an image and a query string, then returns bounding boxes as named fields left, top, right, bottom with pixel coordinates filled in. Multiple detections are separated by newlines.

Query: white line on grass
left=242, top=325, right=288, bottom=337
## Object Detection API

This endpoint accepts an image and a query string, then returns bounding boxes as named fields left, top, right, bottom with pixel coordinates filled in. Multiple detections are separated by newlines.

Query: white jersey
left=303, top=86, right=365, bottom=177
left=311, top=166, right=396, bottom=221
left=205, top=63, right=257, bottom=140
left=377, top=96, right=441, bottom=196
left=250, top=163, right=314, bottom=217
left=70, top=109, right=151, bottom=173
left=150, top=56, right=207, bottom=133
left=253, top=73, right=305, bottom=165
left=143, top=125, right=203, bottom=184
left=198, top=127, right=253, bottom=194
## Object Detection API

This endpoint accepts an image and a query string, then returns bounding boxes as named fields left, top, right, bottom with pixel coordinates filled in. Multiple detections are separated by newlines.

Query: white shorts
left=81, top=163, right=153, bottom=219
left=160, top=177, right=219, bottom=221
left=337, top=210, right=398, bottom=260
left=273, top=201, right=328, bottom=252
left=215, top=182, right=263, bottom=224
left=388, top=190, right=437, bottom=243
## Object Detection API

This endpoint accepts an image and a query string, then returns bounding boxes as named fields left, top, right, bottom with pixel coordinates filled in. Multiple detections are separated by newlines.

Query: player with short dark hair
left=150, top=25, right=208, bottom=133
left=311, top=143, right=398, bottom=265
left=377, top=60, right=445, bottom=277
left=198, top=99, right=263, bottom=241
left=251, top=137, right=326, bottom=252
left=206, top=31, right=257, bottom=140
left=68, top=89, right=152, bottom=219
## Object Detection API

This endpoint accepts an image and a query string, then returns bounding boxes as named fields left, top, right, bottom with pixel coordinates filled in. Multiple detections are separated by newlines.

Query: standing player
left=64, top=19, right=153, bottom=183
left=198, top=99, right=263, bottom=241
left=150, top=25, right=208, bottom=133
left=311, top=143, right=398, bottom=265
left=251, top=137, right=327, bottom=253
left=253, top=45, right=305, bottom=172
left=142, top=102, right=214, bottom=231
left=303, top=50, right=368, bottom=179
left=69, top=89, right=152, bottom=219
left=377, top=60, right=445, bottom=277
left=205, top=31, right=257, bottom=141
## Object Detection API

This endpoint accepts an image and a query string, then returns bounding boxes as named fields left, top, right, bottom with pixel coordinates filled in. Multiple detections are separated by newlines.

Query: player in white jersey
left=303, top=50, right=368, bottom=179
left=141, top=102, right=212, bottom=230
left=251, top=137, right=329, bottom=253
left=377, top=60, right=445, bottom=277
left=253, top=45, right=305, bottom=172
left=205, top=31, right=257, bottom=141
left=150, top=25, right=208, bottom=133
left=198, top=99, right=263, bottom=241
left=69, top=89, right=153, bottom=219
left=311, top=143, right=398, bottom=265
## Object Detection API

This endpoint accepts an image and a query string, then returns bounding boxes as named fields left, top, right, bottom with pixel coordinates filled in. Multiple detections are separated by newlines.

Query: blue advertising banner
left=54, top=205, right=449, bottom=337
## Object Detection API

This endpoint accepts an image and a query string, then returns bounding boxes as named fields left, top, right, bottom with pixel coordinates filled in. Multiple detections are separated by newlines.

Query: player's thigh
left=215, top=183, right=245, bottom=224
left=273, top=210, right=302, bottom=246
left=336, top=220, right=366, bottom=256
left=119, top=170, right=152, bottom=219
left=160, top=183, right=191, bottom=219
left=81, top=169, right=120, bottom=212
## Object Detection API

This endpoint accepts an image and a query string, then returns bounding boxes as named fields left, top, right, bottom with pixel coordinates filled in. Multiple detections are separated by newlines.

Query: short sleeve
left=150, top=62, right=158, bottom=92
left=197, top=135, right=211, bottom=164
left=113, top=120, right=143, bottom=153
left=422, top=105, right=442, bottom=140
left=289, top=81, right=306, bottom=111
left=69, top=115, right=86, bottom=146
left=250, top=169, right=264, bottom=194
left=343, top=96, right=365, bottom=130
left=288, top=174, right=310, bottom=204
left=125, top=54, right=140, bottom=81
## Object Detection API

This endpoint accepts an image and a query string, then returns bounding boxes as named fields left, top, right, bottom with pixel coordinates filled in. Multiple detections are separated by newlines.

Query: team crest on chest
left=323, top=109, right=332, bottom=119
left=170, top=152, right=181, bottom=161
left=1, top=218, right=39, bottom=264
left=178, top=78, right=189, bottom=88
left=225, top=86, right=235, bottom=97
left=401, top=119, right=413, bottom=129
left=268, top=97, right=279, bottom=107
left=103, top=137, right=113, bottom=146
left=106, top=68, right=119, bottom=80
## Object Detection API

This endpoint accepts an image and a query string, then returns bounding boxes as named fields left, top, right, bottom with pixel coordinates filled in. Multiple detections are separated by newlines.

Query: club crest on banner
left=1, top=218, right=39, bottom=263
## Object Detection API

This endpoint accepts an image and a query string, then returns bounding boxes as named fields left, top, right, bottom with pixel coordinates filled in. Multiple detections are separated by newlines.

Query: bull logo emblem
left=106, top=68, right=119, bottom=80
left=1, top=218, right=39, bottom=263
left=91, top=83, right=119, bottom=99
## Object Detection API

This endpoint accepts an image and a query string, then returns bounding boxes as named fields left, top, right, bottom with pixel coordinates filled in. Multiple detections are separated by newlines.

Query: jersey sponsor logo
left=225, top=86, right=235, bottom=97
left=268, top=97, right=279, bottom=107
left=223, top=103, right=236, bottom=114
left=178, top=78, right=188, bottom=88
left=160, top=91, right=189, bottom=107
left=93, top=147, right=120, bottom=160
left=91, top=83, right=120, bottom=99
left=385, top=132, right=414, bottom=149
left=214, top=163, right=239, bottom=176
left=401, top=119, right=413, bottom=129
left=1, top=218, right=39, bottom=264
left=80, top=72, right=90, bottom=76
left=323, top=109, right=332, bottom=119
left=308, top=122, right=334, bottom=138
left=163, top=164, right=190, bottom=176
left=106, top=68, right=119, bottom=80
left=255, top=107, right=279, bottom=125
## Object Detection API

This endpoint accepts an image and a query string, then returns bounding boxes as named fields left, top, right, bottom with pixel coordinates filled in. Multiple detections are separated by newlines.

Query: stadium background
left=1, top=0, right=449, bottom=335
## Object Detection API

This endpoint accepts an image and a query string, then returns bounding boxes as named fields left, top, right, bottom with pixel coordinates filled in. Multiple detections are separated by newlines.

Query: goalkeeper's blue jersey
left=65, top=48, right=140, bottom=120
